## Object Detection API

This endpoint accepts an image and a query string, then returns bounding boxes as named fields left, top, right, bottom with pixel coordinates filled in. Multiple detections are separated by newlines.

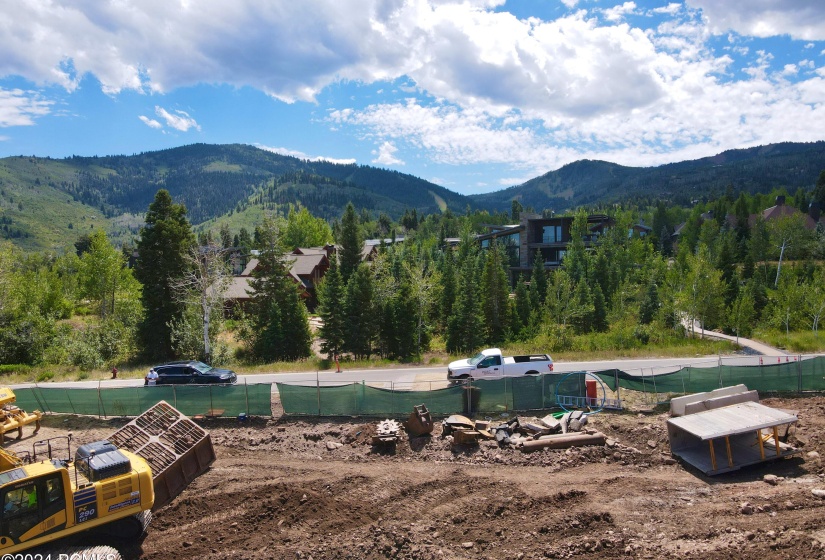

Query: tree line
left=1, top=178, right=825, bottom=371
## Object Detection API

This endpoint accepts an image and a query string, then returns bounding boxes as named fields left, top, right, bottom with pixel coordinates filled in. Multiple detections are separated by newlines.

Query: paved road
left=15, top=352, right=811, bottom=392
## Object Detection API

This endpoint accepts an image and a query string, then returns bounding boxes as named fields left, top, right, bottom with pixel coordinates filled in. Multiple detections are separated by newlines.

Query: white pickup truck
left=447, top=348, right=554, bottom=382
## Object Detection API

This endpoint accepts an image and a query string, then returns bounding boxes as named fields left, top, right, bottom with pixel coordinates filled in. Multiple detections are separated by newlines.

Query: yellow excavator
left=0, top=387, right=42, bottom=443
left=0, top=401, right=214, bottom=557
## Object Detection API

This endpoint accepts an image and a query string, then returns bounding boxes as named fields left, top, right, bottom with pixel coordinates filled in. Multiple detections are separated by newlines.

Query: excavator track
left=108, top=401, right=216, bottom=510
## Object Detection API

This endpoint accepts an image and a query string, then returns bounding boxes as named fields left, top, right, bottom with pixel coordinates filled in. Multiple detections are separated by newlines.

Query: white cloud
left=687, top=0, right=825, bottom=40
left=781, top=64, right=798, bottom=76
left=603, top=2, right=638, bottom=22
left=138, top=115, right=162, bottom=129
left=560, top=0, right=580, bottom=8
left=372, top=141, right=404, bottom=165
left=154, top=107, right=200, bottom=132
left=0, top=88, right=51, bottom=127
left=652, top=4, right=681, bottom=16
left=256, top=144, right=356, bottom=165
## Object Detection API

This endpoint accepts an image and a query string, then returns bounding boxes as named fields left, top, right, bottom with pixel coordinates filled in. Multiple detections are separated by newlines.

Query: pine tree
left=529, top=250, right=547, bottom=306
left=249, top=215, right=312, bottom=361
left=592, top=283, right=609, bottom=332
left=317, top=257, right=346, bottom=359
left=639, top=282, right=659, bottom=325
left=343, top=264, right=376, bottom=359
left=339, top=203, right=362, bottom=283
left=481, top=244, right=510, bottom=344
left=134, top=190, right=194, bottom=360
left=513, top=279, right=531, bottom=337
left=446, top=256, right=483, bottom=353
left=438, top=251, right=457, bottom=332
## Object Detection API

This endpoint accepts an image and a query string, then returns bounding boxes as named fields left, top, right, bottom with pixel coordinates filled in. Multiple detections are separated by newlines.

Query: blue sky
left=1, top=0, right=825, bottom=195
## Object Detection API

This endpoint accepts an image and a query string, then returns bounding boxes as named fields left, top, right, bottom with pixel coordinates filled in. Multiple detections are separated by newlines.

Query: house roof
left=224, top=276, right=254, bottom=300
left=286, top=252, right=328, bottom=277
left=240, top=258, right=258, bottom=277
left=750, top=203, right=823, bottom=230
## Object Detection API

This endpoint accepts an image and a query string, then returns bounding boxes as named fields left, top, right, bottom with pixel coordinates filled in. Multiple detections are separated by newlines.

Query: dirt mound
left=9, top=395, right=825, bottom=559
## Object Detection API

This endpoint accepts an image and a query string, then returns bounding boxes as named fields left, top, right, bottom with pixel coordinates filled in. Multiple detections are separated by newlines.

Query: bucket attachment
left=405, top=404, right=434, bottom=436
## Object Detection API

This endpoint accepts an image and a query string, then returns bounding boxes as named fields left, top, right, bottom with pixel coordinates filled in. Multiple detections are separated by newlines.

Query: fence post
left=718, top=355, right=723, bottom=388
left=173, top=386, right=177, bottom=409
left=540, top=374, right=545, bottom=410
left=797, top=355, right=802, bottom=393
left=316, top=370, right=321, bottom=417
left=244, top=379, right=249, bottom=415
left=98, top=380, right=105, bottom=419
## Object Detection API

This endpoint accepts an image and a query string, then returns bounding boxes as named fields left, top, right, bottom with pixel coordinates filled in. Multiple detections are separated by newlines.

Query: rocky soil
left=9, top=395, right=825, bottom=559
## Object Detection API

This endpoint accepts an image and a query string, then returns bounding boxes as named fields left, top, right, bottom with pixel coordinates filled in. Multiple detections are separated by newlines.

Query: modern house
left=477, top=212, right=619, bottom=280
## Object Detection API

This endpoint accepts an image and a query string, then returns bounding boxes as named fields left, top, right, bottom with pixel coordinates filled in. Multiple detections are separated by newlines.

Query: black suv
left=147, top=361, right=238, bottom=385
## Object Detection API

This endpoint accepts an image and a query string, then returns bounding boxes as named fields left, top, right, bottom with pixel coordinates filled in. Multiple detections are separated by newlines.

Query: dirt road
left=12, top=396, right=825, bottom=559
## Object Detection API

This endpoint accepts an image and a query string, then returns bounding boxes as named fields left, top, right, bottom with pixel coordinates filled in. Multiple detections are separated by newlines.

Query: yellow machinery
left=0, top=401, right=214, bottom=556
left=0, top=387, right=42, bottom=443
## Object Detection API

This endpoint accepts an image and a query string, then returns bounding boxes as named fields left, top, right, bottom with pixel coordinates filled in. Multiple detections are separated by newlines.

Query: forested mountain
left=471, top=141, right=825, bottom=211
left=0, top=144, right=471, bottom=249
left=2, top=140, right=825, bottom=251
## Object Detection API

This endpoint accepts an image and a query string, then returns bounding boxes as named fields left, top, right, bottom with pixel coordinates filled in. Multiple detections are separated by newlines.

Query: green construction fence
left=12, top=383, right=272, bottom=418
left=594, top=356, right=825, bottom=396
left=277, top=373, right=589, bottom=416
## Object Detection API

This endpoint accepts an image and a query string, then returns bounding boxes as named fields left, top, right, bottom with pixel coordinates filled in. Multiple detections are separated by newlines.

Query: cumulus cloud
left=256, top=144, right=356, bottom=165
left=652, top=3, right=681, bottom=16
left=0, top=88, right=52, bottom=127
left=603, top=2, right=638, bottom=22
left=138, top=115, right=162, bottom=129
left=372, top=141, right=404, bottom=165
left=154, top=107, right=200, bottom=132
left=687, top=0, right=825, bottom=40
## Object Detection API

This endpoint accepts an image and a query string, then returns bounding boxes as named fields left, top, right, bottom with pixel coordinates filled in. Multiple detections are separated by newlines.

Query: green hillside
left=0, top=156, right=109, bottom=251
left=4, top=140, right=825, bottom=252
left=0, top=144, right=473, bottom=251
left=471, top=141, right=825, bottom=211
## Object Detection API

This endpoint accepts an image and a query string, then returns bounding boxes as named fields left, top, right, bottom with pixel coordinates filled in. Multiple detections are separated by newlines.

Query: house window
left=542, top=226, right=562, bottom=243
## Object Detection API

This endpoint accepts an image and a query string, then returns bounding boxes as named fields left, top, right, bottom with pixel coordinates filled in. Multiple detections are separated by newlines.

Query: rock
left=462, top=542, right=474, bottom=549
left=663, top=457, right=677, bottom=465
left=811, top=489, right=825, bottom=498
left=763, top=474, right=781, bottom=485
left=326, top=441, right=343, bottom=450
left=613, top=452, right=622, bottom=460
left=740, top=502, right=754, bottom=515
left=606, top=439, right=617, bottom=448
left=807, top=451, right=820, bottom=460
left=647, top=440, right=657, bottom=449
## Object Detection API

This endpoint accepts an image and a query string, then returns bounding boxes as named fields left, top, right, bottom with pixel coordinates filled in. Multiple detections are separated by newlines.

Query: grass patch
left=752, top=329, right=825, bottom=353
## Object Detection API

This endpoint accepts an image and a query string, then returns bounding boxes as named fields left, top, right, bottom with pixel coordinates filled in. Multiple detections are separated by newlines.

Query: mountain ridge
left=2, top=141, right=825, bottom=251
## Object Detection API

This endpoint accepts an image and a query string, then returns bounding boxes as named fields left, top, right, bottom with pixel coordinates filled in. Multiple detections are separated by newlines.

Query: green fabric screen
left=8, top=383, right=271, bottom=418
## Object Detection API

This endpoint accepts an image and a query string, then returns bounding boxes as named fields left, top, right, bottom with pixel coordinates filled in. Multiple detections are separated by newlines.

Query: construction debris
left=667, top=385, right=800, bottom=475
left=521, top=431, right=607, bottom=451
left=404, top=404, right=434, bottom=436
left=372, top=419, right=404, bottom=445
